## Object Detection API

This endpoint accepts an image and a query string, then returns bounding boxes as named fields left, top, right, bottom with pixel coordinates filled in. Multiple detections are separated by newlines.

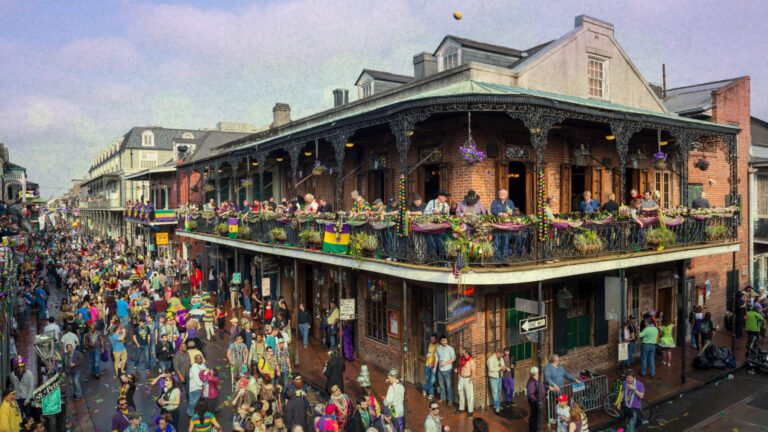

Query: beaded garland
left=397, top=174, right=406, bottom=236
left=536, top=168, right=547, bottom=241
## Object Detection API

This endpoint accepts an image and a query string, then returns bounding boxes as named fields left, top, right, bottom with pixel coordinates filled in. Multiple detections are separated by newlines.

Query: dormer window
left=142, top=130, right=155, bottom=147
left=441, top=49, right=459, bottom=71
left=361, top=82, right=373, bottom=98
left=588, top=56, right=608, bottom=99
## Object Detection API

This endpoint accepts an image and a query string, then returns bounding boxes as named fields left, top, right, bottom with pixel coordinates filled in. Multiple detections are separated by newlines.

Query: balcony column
left=288, top=142, right=302, bottom=198
left=185, top=168, right=191, bottom=204
left=257, top=154, right=266, bottom=202
left=389, top=112, right=429, bottom=237
left=232, top=163, right=238, bottom=204
left=725, top=134, right=739, bottom=206
left=508, top=109, right=564, bottom=242
left=610, top=121, right=642, bottom=204
left=670, top=129, right=697, bottom=207
left=214, top=163, right=221, bottom=204
left=329, top=129, right=354, bottom=210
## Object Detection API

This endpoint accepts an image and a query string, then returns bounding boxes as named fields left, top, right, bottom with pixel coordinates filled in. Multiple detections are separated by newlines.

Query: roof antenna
left=662, top=64, right=667, bottom=98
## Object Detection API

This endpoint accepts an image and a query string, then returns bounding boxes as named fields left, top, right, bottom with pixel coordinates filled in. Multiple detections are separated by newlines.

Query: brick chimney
left=332, top=89, right=349, bottom=107
left=413, top=52, right=437, bottom=80
left=272, top=103, right=291, bottom=127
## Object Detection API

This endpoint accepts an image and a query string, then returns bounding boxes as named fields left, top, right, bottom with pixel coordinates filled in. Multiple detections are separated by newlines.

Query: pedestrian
left=638, top=317, right=659, bottom=377
left=275, top=336, right=292, bottom=389
left=700, top=312, right=716, bottom=346
left=202, top=300, right=216, bottom=341
left=526, top=367, right=540, bottom=432
left=568, top=405, right=584, bottom=432
left=690, top=306, right=704, bottom=349
left=172, top=343, right=191, bottom=401
left=555, top=394, right=570, bottom=432
left=8, top=356, right=35, bottom=419
left=84, top=321, right=104, bottom=377
left=422, top=334, right=438, bottom=400
left=382, top=369, right=405, bottom=430
left=424, top=400, right=442, bottom=432
left=501, top=347, right=516, bottom=406
left=154, top=414, right=174, bottom=432
left=200, top=367, right=220, bottom=414
left=0, top=388, right=22, bottom=432
left=543, top=354, right=581, bottom=394
left=284, top=389, right=309, bottom=431
left=435, top=335, right=456, bottom=407
left=124, top=412, right=149, bottom=432
left=64, top=343, right=84, bottom=399
left=621, top=370, right=645, bottom=432
left=155, top=333, right=174, bottom=373
left=156, top=372, right=181, bottom=430
left=187, top=354, right=207, bottom=417
left=371, top=407, right=401, bottom=432
left=456, top=348, right=475, bottom=419
left=132, top=318, right=151, bottom=371
left=189, top=401, right=222, bottom=432
left=119, top=373, right=137, bottom=410
left=658, top=318, right=677, bottom=367
left=111, top=398, right=136, bottom=432
left=746, top=305, right=765, bottom=348
left=323, top=350, right=345, bottom=395
left=110, top=322, right=129, bottom=378
left=216, top=306, right=227, bottom=340
left=297, top=303, right=311, bottom=348
left=228, top=334, right=250, bottom=388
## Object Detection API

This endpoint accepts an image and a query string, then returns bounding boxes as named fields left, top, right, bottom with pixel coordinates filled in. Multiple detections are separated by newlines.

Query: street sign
left=156, top=232, right=169, bottom=245
left=515, top=297, right=539, bottom=315
left=520, top=315, right=548, bottom=334
left=33, top=373, right=62, bottom=415
left=340, top=298, right=355, bottom=320
left=261, top=277, right=271, bottom=297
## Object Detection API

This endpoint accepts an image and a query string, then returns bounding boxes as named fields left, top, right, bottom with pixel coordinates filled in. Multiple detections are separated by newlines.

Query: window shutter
left=560, top=165, right=572, bottom=214
left=612, top=169, right=620, bottom=203
left=584, top=167, right=593, bottom=196
left=592, top=167, right=603, bottom=204
left=496, top=160, right=508, bottom=192
left=594, top=278, right=608, bottom=346
left=439, top=162, right=451, bottom=195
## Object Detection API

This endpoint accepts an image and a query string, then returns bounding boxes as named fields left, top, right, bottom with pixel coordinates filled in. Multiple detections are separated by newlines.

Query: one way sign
left=520, top=315, right=548, bottom=334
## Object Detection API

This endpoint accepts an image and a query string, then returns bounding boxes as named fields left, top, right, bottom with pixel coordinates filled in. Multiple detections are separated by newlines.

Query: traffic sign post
left=520, top=315, right=547, bottom=334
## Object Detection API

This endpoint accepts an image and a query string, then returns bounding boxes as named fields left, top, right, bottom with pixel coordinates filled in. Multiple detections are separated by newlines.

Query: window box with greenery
left=270, top=228, right=287, bottom=242
left=705, top=225, right=727, bottom=240
left=573, top=230, right=603, bottom=254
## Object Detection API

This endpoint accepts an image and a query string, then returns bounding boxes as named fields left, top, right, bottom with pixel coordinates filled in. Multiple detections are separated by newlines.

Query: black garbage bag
left=693, top=355, right=711, bottom=369
left=710, top=359, right=727, bottom=370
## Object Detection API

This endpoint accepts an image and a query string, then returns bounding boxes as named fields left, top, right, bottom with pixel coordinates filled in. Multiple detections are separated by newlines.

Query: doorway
left=410, top=286, right=435, bottom=384
left=507, top=161, right=527, bottom=213
left=571, top=166, right=588, bottom=212
left=368, top=170, right=385, bottom=201
left=423, top=164, right=441, bottom=201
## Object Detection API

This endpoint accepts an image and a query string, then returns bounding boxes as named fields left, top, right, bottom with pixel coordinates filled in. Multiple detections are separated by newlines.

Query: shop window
left=504, top=292, right=533, bottom=361
left=566, top=286, right=591, bottom=349
left=365, top=284, right=388, bottom=343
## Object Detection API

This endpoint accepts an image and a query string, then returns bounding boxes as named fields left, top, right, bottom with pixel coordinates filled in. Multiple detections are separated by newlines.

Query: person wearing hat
left=350, top=190, right=372, bottom=214
left=424, top=190, right=450, bottom=215
left=486, top=348, right=506, bottom=413
left=283, top=374, right=308, bottom=400
left=371, top=406, right=401, bottom=432
left=0, top=387, right=22, bottom=432
left=8, top=356, right=34, bottom=419
left=283, top=387, right=309, bottom=430
left=555, top=393, right=570, bottom=432
left=456, top=190, right=487, bottom=217
left=371, top=199, right=384, bottom=213
left=382, top=369, right=405, bottom=430
left=111, top=397, right=136, bottom=432
left=324, top=349, right=346, bottom=396
left=124, top=412, right=148, bottom=432
left=622, top=314, right=638, bottom=368
left=621, top=370, right=645, bottom=432
left=408, top=194, right=426, bottom=215
left=275, top=335, right=292, bottom=388
left=227, top=334, right=250, bottom=388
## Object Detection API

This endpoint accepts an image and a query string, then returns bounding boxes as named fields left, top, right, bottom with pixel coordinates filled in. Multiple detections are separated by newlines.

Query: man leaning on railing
left=543, top=354, right=581, bottom=395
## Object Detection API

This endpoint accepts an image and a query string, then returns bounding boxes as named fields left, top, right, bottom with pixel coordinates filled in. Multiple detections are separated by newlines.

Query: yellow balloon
left=453, top=11, right=462, bottom=20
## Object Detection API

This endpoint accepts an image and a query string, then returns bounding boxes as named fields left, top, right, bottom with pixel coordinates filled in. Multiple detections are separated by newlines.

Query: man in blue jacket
left=577, top=191, right=600, bottom=214
left=490, top=189, right=518, bottom=261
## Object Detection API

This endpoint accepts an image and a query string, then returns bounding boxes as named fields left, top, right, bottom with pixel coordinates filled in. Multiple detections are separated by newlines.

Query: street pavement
left=613, top=368, right=768, bottom=432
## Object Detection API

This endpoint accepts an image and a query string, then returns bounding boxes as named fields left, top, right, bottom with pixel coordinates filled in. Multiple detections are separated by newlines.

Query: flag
left=322, top=223, right=351, bottom=254
left=154, top=209, right=176, bottom=222
left=228, top=218, right=239, bottom=239
left=453, top=252, right=466, bottom=279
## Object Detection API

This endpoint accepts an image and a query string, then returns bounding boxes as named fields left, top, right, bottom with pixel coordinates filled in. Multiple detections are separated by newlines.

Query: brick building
left=171, top=15, right=745, bottom=414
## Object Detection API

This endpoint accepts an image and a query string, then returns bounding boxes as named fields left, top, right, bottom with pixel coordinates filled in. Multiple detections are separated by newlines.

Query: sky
left=1, top=0, right=767, bottom=199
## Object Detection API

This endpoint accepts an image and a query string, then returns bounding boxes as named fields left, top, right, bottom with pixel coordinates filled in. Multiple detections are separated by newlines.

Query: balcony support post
left=288, top=141, right=302, bottom=198
left=256, top=153, right=266, bottom=202
left=610, top=121, right=642, bottom=204
left=214, top=162, right=221, bottom=205
left=232, top=163, right=238, bottom=205
left=669, top=129, right=699, bottom=207
left=389, top=112, right=429, bottom=239
left=329, top=129, right=354, bottom=210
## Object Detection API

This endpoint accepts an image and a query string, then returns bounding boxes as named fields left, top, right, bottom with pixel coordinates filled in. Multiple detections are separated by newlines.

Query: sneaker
left=468, top=413, right=473, bottom=419
left=428, top=394, right=433, bottom=400
left=422, top=391, right=427, bottom=397
left=495, top=408, right=501, bottom=414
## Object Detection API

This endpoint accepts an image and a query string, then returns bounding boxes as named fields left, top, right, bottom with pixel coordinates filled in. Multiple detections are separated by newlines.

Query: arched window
left=142, top=130, right=155, bottom=147
left=182, top=132, right=194, bottom=139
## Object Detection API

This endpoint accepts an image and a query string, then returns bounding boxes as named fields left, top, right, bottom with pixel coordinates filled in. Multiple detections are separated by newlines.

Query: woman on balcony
left=578, top=191, right=601, bottom=214
left=456, top=190, right=487, bottom=217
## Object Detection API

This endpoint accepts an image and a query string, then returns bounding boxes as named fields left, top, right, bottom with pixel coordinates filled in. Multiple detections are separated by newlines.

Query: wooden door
left=496, top=160, right=509, bottom=192
left=592, top=166, right=604, bottom=204
left=439, top=162, right=451, bottom=195
left=487, top=291, right=537, bottom=392
left=560, top=165, right=572, bottom=213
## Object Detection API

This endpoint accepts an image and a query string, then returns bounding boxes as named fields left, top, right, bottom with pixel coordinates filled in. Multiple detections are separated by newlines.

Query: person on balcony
left=577, top=191, right=600, bottom=214
left=408, top=194, right=426, bottom=215
left=204, top=198, right=216, bottom=211
left=318, top=198, right=332, bottom=213
left=491, top=189, right=516, bottom=217
left=424, top=190, right=451, bottom=215
left=544, top=197, right=567, bottom=224
left=600, top=193, right=619, bottom=212
left=350, top=191, right=372, bottom=214
left=371, top=199, right=384, bottom=214
left=456, top=190, right=486, bottom=217
left=640, top=191, right=659, bottom=212
left=303, top=194, right=319, bottom=213
left=543, top=354, right=581, bottom=396
left=692, top=191, right=711, bottom=209
left=491, top=189, right=518, bottom=260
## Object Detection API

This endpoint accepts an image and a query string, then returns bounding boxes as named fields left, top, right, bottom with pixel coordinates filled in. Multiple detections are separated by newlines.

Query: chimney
left=272, top=103, right=291, bottom=127
left=332, top=89, right=349, bottom=107
left=648, top=83, right=663, bottom=99
left=413, top=52, right=437, bottom=80
left=574, top=15, right=614, bottom=36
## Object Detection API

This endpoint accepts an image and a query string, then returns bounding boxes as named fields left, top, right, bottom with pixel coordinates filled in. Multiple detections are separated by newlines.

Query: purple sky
left=1, top=0, right=766, bottom=199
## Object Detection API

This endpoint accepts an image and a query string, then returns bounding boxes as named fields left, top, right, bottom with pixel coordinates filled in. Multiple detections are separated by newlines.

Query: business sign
left=156, top=232, right=169, bottom=245
left=33, top=373, right=62, bottom=415
left=232, top=273, right=241, bottom=284
left=515, top=297, right=539, bottom=315
left=261, top=277, right=271, bottom=297
left=519, top=315, right=548, bottom=334
left=340, top=298, right=355, bottom=320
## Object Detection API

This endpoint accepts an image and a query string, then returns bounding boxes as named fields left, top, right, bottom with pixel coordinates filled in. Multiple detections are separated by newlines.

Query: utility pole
left=537, top=280, right=544, bottom=432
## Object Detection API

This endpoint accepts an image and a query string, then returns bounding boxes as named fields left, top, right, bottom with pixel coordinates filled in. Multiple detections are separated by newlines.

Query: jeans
left=119, top=315, right=131, bottom=330
left=457, top=376, right=474, bottom=413
left=89, top=349, right=101, bottom=374
left=640, top=343, right=656, bottom=376
left=149, top=342, right=157, bottom=369
left=528, top=400, right=539, bottom=432
left=330, top=325, right=338, bottom=348
left=244, top=297, right=251, bottom=313
left=299, top=323, right=310, bottom=347
left=422, top=367, right=436, bottom=396
left=68, top=371, right=83, bottom=398
left=280, top=368, right=290, bottom=389
left=426, top=234, right=444, bottom=259
left=502, top=377, right=514, bottom=402
left=494, top=233, right=511, bottom=261
left=133, top=345, right=150, bottom=369
left=438, top=370, right=454, bottom=403
left=36, top=303, right=47, bottom=320
left=624, top=341, right=636, bottom=367
left=187, top=389, right=202, bottom=416
left=489, top=377, right=502, bottom=410
left=625, top=406, right=641, bottom=432
left=158, top=360, right=171, bottom=373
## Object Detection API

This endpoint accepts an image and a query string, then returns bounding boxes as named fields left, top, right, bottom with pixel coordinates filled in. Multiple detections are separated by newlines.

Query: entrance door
left=627, top=169, right=651, bottom=203
left=410, top=286, right=435, bottom=385
left=367, top=170, right=390, bottom=201
left=656, top=271, right=675, bottom=323
left=487, top=291, right=537, bottom=393
left=422, top=164, right=441, bottom=202
left=507, top=161, right=528, bottom=214
left=570, top=166, right=589, bottom=212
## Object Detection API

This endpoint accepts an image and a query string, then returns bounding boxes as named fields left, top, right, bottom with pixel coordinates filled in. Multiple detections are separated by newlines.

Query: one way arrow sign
left=520, top=315, right=547, bottom=334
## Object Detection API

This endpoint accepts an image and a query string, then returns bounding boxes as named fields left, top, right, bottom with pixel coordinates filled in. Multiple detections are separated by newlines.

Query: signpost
left=340, top=298, right=355, bottom=320
left=261, top=277, right=271, bottom=297
left=34, top=373, right=62, bottom=415
left=520, top=315, right=547, bottom=334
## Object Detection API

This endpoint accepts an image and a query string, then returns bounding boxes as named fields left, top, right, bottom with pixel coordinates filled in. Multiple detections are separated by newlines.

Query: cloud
left=54, top=37, right=141, bottom=71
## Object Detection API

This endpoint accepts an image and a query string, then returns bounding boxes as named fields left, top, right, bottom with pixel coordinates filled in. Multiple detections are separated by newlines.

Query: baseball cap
left=556, top=394, right=568, bottom=402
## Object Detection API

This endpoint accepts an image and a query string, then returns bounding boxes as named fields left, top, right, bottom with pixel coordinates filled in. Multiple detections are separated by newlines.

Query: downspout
left=749, top=166, right=756, bottom=287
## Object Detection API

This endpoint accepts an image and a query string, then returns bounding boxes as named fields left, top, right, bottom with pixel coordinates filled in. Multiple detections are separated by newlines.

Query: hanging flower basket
left=459, top=141, right=486, bottom=166
left=311, top=160, right=328, bottom=176
left=694, top=158, right=710, bottom=171
left=652, top=151, right=668, bottom=170
left=204, top=184, right=215, bottom=192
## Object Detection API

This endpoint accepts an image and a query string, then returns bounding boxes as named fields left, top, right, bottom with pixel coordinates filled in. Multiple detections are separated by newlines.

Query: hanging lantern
left=629, top=149, right=646, bottom=169
left=572, top=144, right=591, bottom=166
left=556, top=286, right=574, bottom=310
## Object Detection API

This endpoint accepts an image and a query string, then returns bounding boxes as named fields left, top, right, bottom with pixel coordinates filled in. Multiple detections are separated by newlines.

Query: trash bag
left=726, top=360, right=736, bottom=368
left=711, top=359, right=727, bottom=370
left=693, top=355, right=711, bottom=369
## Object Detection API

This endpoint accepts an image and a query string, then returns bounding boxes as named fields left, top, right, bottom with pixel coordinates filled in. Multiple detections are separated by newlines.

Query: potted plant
left=652, top=151, right=668, bottom=170
left=215, top=222, right=229, bottom=236
left=573, top=230, right=604, bottom=253
left=270, top=228, right=287, bottom=242
left=299, top=230, right=322, bottom=245
left=311, top=160, right=328, bottom=176
left=239, top=224, right=251, bottom=238
left=693, top=158, right=710, bottom=171
left=705, top=225, right=727, bottom=240
left=646, top=226, right=676, bottom=246
left=204, top=183, right=215, bottom=192
left=444, top=238, right=461, bottom=257
left=240, top=178, right=253, bottom=188
left=459, top=141, right=486, bottom=166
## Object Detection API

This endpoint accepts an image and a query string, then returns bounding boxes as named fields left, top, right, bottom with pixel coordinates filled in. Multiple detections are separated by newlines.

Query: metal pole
left=402, top=278, right=408, bottom=429
left=294, top=259, right=300, bottom=366
left=338, top=268, right=343, bottom=355
left=537, top=280, right=544, bottom=432
left=732, top=251, right=737, bottom=354
left=679, top=260, right=688, bottom=384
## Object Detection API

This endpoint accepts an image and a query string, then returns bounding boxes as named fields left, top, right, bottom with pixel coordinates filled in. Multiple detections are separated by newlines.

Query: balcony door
left=415, top=163, right=450, bottom=203
left=496, top=160, right=531, bottom=214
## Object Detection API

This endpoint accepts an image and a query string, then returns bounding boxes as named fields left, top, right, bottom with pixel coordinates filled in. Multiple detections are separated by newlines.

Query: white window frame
left=587, top=56, right=609, bottom=100
left=141, top=130, right=155, bottom=147
left=441, top=49, right=460, bottom=71
left=140, top=151, right=157, bottom=168
left=361, top=82, right=373, bottom=98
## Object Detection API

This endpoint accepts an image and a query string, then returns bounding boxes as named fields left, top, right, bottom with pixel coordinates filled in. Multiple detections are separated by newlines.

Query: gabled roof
left=121, top=127, right=201, bottom=151
left=181, top=131, right=251, bottom=166
left=355, top=69, right=414, bottom=86
left=664, top=77, right=746, bottom=115
left=507, top=40, right=556, bottom=69
left=438, top=35, right=523, bottom=57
